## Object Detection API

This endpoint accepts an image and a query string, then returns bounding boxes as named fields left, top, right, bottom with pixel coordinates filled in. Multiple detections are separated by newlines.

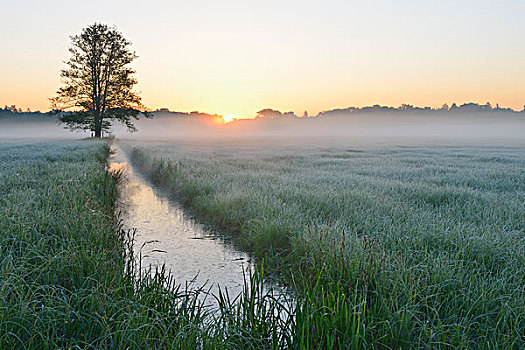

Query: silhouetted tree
left=256, top=109, right=283, bottom=119
left=399, top=103, right=414, bottom=111
left=439, top=103, right=449, bottom=111
left=51, top=23, right=150, bottom=137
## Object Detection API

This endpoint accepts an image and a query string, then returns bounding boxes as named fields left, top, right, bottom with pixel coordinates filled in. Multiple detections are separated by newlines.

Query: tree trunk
left=94, top=111, right=102, bottom=138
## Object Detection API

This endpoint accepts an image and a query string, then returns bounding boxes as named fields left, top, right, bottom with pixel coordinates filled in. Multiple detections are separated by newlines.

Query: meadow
left=0, top=141, right=293, bottom=349
left=128, top=140, right=525, bottom=349
left=1, top=139, right=523, bottom=349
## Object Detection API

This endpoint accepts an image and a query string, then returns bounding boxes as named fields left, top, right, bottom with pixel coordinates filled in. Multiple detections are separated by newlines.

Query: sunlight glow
left=222, top=115, right=237, bottom=123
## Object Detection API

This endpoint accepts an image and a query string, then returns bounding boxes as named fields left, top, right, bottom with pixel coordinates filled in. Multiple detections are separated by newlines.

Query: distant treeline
left=2, top=102, right=525, bottom=121
left=316, top=102, right=524, bottom=118
left=154, top=102, right=525, bottom=120
left=0, top=105, right=43, bottom=115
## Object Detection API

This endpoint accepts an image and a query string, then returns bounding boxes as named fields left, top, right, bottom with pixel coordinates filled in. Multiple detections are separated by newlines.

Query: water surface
left=109, top=145, right=253, bottom=297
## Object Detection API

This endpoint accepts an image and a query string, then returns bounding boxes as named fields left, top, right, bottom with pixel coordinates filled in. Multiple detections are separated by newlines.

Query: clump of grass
left=128, top=143, right=525, bottom=348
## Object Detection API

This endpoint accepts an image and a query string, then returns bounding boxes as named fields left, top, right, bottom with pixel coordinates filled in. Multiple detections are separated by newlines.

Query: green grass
left=129, top=142, right=525, bottom=349
left=2, top=140, right=523, bottom=348
left=0, top=141, right=294, bottom=349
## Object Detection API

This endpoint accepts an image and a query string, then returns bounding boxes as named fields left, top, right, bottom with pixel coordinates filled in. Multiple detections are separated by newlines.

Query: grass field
left=0, top=141, right=294, bottom=349
left=1, top=140, right=523, bottom=348
left=129, top=141, right=525, bottom=349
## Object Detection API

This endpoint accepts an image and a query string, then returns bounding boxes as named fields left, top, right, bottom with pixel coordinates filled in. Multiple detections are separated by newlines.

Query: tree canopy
left=51, top=23, right=150, bottom=137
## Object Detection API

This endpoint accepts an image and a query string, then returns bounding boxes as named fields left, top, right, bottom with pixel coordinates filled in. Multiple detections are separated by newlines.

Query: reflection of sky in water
left=109, top=146, right=252, bottom=298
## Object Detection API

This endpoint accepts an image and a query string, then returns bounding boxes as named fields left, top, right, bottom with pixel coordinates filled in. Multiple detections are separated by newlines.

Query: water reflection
left=109, top=145, right=253, bottom=298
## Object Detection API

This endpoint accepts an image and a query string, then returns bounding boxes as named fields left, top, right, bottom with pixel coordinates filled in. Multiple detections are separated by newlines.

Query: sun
left=222, top=114, right=237, bottom=123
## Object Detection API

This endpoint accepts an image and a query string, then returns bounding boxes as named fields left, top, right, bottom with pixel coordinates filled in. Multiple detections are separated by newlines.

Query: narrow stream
left=109, top=145, right=254, bottom=298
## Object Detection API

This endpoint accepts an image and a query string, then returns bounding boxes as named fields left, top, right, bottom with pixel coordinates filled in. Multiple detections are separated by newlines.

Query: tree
left=439, top=103, right=449, bottom=111
left=256, top=109, right=283, bottom=119
left=51, top=23, right=150, bottom=137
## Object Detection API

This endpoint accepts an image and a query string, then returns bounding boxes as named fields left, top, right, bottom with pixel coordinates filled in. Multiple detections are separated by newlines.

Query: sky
left=0, top=0, right=524, bottom=118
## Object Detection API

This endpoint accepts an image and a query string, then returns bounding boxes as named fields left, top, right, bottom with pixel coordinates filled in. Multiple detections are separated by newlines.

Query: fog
left=2, top=111, right=524, bottom=147
left=0, top=114, right=89, bottom=141
left=116, top=111, right=525, bottom=147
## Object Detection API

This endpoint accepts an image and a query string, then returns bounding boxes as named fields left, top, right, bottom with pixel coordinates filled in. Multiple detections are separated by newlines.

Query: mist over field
left=0, top=114, right=88, bottom=140
left=125, top=111, right=525, bottom=146
left=2, top=108, right=524, bottom=146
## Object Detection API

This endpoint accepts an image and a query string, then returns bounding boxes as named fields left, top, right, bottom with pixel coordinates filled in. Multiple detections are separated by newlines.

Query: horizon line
left=2, top=100, right=524, bottom=119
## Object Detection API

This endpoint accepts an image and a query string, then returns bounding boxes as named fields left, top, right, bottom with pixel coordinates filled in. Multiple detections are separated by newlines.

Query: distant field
left=130, top=142, right=525, bottom=348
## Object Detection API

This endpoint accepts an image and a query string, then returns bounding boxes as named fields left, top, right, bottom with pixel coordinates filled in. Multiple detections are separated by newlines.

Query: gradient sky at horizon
left=1, top=0, right=524, bottom=117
